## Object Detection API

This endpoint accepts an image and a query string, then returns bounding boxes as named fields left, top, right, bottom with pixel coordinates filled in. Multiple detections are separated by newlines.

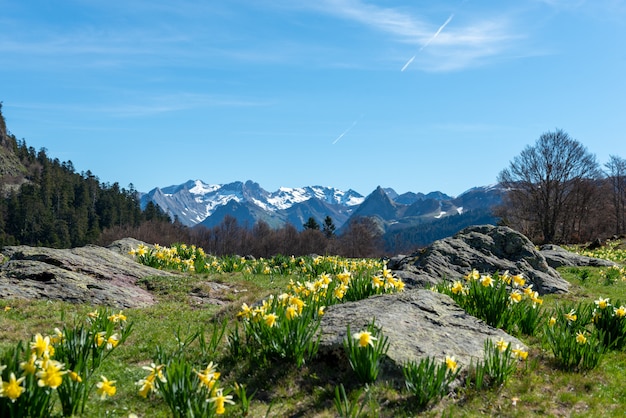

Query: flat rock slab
left=318, top=289, right=526, bottom=383
left=0, top=242, right=177, bottom=308
left=540, top=244, right=617, bottom=269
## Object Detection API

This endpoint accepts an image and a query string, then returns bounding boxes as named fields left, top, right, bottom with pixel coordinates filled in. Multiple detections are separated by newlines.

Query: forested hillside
left=0, top=105, right=171, bottom=248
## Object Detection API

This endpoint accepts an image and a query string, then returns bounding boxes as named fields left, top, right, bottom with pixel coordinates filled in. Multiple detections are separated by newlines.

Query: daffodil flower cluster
left=543, top=302, right=605, bottom=371
left=234, top=267, right=403, bottom=368
left=137, top=357, right=234, bottom=416
left=565, top=239, right=626, bottom=263
left=599, top=265, right=626, bottom=284
left=0, top=331, right=70, bottom=412
left=130, top=243, right=387, bottom=278
left=129, top=243, right=203, bottom=272
left=441, top=270, right=544, bottom=335
left=0, top=308, right=130, bottom=417
left=591, top=296, right=626, bottom=350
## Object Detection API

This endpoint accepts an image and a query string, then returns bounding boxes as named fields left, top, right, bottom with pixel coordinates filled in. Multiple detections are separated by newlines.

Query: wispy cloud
left=308, top=0, right=430, bottom=40
left=10, top=93, right=268, bottom=119
left=304, top=0, right=522, bottom=71
left=0, top=0, right=526, bottom=75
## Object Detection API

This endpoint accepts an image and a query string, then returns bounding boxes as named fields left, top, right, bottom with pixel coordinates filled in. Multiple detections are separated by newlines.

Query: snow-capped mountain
left=139, top=179, right=365, bottom=228
left=139, top=180, right=505, bottom=241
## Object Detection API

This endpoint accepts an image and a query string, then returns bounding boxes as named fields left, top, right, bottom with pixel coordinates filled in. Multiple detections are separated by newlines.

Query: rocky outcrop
left=0, top=239, right=176, bottom=308
left=390, top=225, right=570, bottom=294
left=539, top=244, right=617, bottom=269
left=318, top=289, right=526, bottom=382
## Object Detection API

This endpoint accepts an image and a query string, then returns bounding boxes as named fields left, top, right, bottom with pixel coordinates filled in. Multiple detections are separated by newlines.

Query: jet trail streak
left=332, top=116, right=363, bottom=144
left=401, top=13, right=454, bottom=71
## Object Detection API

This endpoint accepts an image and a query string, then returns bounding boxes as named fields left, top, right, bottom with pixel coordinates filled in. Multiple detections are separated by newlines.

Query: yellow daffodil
left=96, top=375, right=116, bottom=400
left=50, top=327, right=64, bottom=345
left=237, top=303, right=253, bottom=319
left=576, top=331, right=587, bottom=345
left=106, top=334, right=120, bottom=350
left=95, top=332, right=106, bottom=347
left=480, top=275, right=494, bottom=287
left=30, top=333, right=52, bottom=357
left=68, top=370, right=83, bottom=382
left=209, top=388, right=235, bottom=415
left=353, top=331, right=377, bottom=348
left=2, top=372, right=26, bottom=402
left=512, top=345, right=528, bottom=360
left=393, top=278, right=405, bottom=291
left=107, top=310, right=127, bottom=322
left=289, top=296, right=306, bottom=313
left=20, top=353, right=38, bottom=375
left=336, top=272, right=352, bottom=285
left=614, top=305, right=626, bottom=318
left=549, top=316, right=557, bottom=326
left=136, top=245, right=148, bottom=257
left=263, top=313, right=278, bottom=328
left=137, top=378, right=154, bottom=398
left=564, top=309, right=577, bottom=322
left=451, top=281, right=464, bottom=295
left=509, top=290, right=523, bottom=303
left=142, top=363, right=166, bottom=383
left=523, top=285, right=534, bottom=296
left=595, top=297, right=610, bottom=310
left=285, top=305, right=299, bottom=320
left=495, top=338, right=508, bottom=353
left=445, top=356, right=458, bottom=371
left=530, top=292, right=543, bottom=306
left=196, top=362, right=220, bottom=390
left=318, top=306, right=326, bottom=316
left=372, top=275, right=384, bottom=288
left=334, top=284, right=347, bottom=300
left=320, top=273, right=332, bottom=285
left=512, top=274, right=526, bottom=287
left=36, top=359, right=67, bottom=389
left=4, top=306, right=12, bottom=312
left=465, top=269, right=480, bottom=281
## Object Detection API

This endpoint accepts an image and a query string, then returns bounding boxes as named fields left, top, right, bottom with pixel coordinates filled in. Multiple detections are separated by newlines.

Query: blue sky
left=1, top=0, right=625, bottom=197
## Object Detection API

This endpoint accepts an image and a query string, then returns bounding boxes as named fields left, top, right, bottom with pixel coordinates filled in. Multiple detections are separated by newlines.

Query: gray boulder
left=0, top=241, right=177, bottom=308
left=539, top=244, right=617, bottom=269
left=318, top=289, right=526, bottom=383
left=391, top=225, right=570, bottom=294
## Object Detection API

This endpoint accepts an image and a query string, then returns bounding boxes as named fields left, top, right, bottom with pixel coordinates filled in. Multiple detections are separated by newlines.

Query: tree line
left=0, top=126, right=171, bottom=248
left=98, top=215, right=385, bottom=259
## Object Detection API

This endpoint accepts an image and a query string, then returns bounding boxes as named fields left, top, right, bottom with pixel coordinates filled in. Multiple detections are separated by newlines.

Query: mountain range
left=139, top=180, right=504, bottom=247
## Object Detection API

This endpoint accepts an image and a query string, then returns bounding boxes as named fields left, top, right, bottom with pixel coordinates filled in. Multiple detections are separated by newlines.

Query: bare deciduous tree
left=497, top=129, right=601, bottom=243
left=605, top=155, right=626, bottom=235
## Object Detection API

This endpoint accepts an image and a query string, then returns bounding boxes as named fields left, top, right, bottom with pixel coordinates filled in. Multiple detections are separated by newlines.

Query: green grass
left=2, top=250, right=626, bottom=417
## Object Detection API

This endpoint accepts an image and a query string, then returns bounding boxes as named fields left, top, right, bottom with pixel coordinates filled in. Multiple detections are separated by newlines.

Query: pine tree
left=322, top=215, right=336, bottom=238
left=303, top=217, right=320, bottom=230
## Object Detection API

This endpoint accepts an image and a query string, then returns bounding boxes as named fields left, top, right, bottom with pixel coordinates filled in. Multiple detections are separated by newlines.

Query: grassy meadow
left=1, top=242, right=626, bottom=417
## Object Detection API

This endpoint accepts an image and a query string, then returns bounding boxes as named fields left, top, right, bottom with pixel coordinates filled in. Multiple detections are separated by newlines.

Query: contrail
left=400, top=55, right=415, bottom=72
left=332, top=115, right=363, bottom=145
left=401, top=13, right=454, bottom=72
